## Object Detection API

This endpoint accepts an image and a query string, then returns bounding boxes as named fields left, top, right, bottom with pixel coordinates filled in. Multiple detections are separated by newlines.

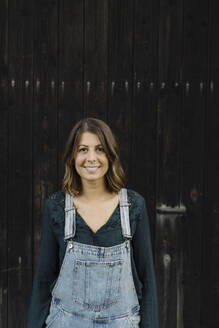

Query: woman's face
left=74, top=132, right=109, bottom=184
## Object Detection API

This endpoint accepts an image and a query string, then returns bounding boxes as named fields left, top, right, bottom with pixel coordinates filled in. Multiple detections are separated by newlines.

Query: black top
left=27, top=188, right=159, bottom=328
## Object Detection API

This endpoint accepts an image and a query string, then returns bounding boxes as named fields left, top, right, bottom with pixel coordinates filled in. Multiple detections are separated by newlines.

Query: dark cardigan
left=27, top=188, right=159, bottom=328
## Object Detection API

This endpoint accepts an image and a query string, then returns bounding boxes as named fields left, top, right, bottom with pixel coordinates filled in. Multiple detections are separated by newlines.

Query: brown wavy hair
left=62, top=118, right=126, bottom=196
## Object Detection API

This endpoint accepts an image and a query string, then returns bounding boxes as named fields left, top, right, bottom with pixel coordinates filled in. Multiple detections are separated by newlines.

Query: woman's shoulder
left=127, top=188, right=145, bottom=202
left=46, top=190, right=65, bottom=205
left=126, top=188, right=146, bottom=211
left=43, top=190, right=66, bottom=224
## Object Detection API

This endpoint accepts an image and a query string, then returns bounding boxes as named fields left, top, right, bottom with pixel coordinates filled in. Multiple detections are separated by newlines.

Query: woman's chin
left=81, top=174, right=105, bottom=183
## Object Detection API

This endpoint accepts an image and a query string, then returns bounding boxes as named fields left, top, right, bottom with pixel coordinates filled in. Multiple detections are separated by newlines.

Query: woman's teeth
left=84, top=167, right=100, bottom=173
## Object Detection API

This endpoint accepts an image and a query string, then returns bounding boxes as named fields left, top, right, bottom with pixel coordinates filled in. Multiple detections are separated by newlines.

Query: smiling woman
left=27, top=117, right=159, bottom=328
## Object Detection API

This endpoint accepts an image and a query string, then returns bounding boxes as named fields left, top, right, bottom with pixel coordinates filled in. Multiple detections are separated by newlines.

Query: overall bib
left=45, top=188, right=141, bottom=328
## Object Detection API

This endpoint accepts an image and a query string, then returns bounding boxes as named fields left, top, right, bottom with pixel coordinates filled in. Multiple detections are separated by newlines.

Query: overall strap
left=64, top=193, right=76, bottom=240
left=118, top=188, right=132, bottom=240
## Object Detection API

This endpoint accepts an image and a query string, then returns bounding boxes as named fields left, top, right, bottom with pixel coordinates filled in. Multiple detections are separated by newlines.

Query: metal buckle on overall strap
left=64, top=207, right=75, bottom=212
left=119, top=200, right=131, bottom=207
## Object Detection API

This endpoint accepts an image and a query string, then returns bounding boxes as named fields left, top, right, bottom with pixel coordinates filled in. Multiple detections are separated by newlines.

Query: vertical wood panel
left=181, top=1, right=208, bottom=327
left=155, top=1, right=184, bottom=327
left=8, top=0, right=33, bottom=326
left=0, top=1, right=8, bottom=326
left=131, top=0, right=159, bottom=245
left=157, top=0, right=184, bottom=205
left=156, top=211, right=185, bottom=328
left=58, top=0, right=83, bottom=184
left=108, top=0, right=134, bottom=180
left=32, top=0, right=58, bottom=268
left=202, top=1, right=219, bottom=327
left=84, top=0, right=108, bottom=119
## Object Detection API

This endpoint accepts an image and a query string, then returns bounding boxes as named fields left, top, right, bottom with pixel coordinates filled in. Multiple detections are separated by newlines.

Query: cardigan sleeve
left=132, top=197, right=159, bottom=328
left=27, top=199, right=59, bottom=328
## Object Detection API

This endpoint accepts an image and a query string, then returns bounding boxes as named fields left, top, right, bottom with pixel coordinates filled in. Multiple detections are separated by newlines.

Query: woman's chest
left=76, top=206, right=119, bottom=233
left=73, top=197, right=119, bottom=234
left=50, top=198, right=139, bottom=249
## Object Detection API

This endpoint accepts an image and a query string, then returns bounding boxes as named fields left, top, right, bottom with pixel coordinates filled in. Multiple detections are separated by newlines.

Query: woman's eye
left=79, top=148, right=87, bottom=152
left=96, top=147, right=104, bottom=152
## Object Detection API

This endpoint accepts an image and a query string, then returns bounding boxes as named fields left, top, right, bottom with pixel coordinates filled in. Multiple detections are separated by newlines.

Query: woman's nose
left=87, top=149, right=97, bottom=162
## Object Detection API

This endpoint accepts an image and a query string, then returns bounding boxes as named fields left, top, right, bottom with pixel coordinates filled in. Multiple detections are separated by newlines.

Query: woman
left=28, top=117, right=159, bottom=328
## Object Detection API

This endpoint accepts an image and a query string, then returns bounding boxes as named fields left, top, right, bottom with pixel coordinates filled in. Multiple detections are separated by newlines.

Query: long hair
left=62, top=118, right=126, bottom=196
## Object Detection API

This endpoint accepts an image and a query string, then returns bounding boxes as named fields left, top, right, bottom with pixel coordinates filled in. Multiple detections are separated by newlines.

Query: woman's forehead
left=77, top=131, right=102, bottom=146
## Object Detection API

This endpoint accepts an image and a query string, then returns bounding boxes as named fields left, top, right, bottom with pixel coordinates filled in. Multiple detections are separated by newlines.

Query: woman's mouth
left=84, top=166, right=100, bottom=173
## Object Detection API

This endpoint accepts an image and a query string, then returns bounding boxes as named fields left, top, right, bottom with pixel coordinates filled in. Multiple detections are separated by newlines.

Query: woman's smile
left=83, top=166, right=101, bottom=173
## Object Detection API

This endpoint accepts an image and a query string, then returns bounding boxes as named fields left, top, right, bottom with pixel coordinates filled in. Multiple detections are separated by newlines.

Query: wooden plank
left=58, top=0, right=83, bottom=184
left=0, top=1, right=8, bottom=326
left=181, top=1, right=209, bottom=327
left=156, top=211, right=185, bottom=328
left=155, top=1, right=184, bottom=327
left=7, top=0, right=33, bottom=326
left=156, top=0, right=184, bottom=206
left=84, top=0, right=108, bottom=119
left=0, top=104, right=8, bottom=327
left=32, top=0, right=58, bottom=273
left=107, top=0, right=134, bottom=181
left=202, top=1, right=219, bottom=327
left=131, top=0, right=159, bottom=245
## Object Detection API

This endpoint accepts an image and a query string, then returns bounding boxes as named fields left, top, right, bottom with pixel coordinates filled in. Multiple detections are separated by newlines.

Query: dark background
left=0, top=0, right=219, bottom=327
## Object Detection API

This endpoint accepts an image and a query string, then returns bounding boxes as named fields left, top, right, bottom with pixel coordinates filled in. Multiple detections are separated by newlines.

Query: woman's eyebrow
left=78, top=144, right=103, bottom=147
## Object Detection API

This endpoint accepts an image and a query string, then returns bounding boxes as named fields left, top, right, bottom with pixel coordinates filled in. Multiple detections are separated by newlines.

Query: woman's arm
left=132, top=197, right=159, bottom=328
left=27, top=199, right=59, bottom=328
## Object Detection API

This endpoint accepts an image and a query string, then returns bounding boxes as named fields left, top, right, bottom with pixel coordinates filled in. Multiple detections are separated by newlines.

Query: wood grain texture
left=32, top=0, right=58, bottom=274
left=181, top=1, right=208, bottom=327
left=84, top=0, right=108, bottom=119
left=107, top=0, right=134, bottom=181
left=131, top=0, right=159, bottom=247
left=155, top=1, right=210, bottom=327
left=156, top=0, right=184, bottom=206
left=155, top=1, right=186, bottom=327
left=58, top=0, right=83, bottom=185
left=202, top=1, right=219, bottom=327
left=7, top=0, right=33, bottom=326
left=0, top=2, right=8, bottom=326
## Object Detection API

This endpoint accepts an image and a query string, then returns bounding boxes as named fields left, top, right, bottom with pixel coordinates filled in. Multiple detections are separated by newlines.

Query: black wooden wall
left=0, top=1, right=219, bottom=327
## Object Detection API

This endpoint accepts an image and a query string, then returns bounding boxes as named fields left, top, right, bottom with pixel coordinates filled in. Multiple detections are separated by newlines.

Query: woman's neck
left=79, top=179, right=111, bottom=202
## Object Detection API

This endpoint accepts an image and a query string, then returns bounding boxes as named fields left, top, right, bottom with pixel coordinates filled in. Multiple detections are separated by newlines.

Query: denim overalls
left=45, top=188, right=141, bottom=328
